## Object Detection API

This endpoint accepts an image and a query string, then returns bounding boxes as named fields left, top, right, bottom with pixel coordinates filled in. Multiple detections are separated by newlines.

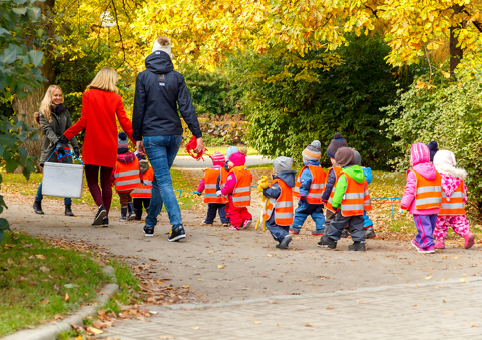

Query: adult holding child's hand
left=132, top=35, right=203, bottom=241
left=62, top=67, right=134, bottom=227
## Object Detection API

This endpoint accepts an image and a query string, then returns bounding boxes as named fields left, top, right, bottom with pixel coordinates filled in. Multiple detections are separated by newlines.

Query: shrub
left=182, top=114, right=248, bottom=145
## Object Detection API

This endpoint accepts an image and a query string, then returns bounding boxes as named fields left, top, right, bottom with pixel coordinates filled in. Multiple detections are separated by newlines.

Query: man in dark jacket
left=132, top=36, right=203, bottom=241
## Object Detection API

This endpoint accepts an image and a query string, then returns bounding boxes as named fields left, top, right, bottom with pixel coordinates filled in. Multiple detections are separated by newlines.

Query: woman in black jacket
left=33, top=85, right=80, bottom=216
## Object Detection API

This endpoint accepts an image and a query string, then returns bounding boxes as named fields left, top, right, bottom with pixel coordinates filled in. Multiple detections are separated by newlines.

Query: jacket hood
left=440, top=172, right=463, bottom=197
left=412, top=162, right=437, bottom=180
left=436, top=164, right=467, bottom=181
left=303, top=159, right=320, bottom=166
left=410, top=143, right=430, bottom=166
left=145, top=51, right=174, bottom=74
left=274, top=171, right=297, bottom=188
left=117, top=152, right=136, bottom=165
left=229, top=152, right=245, bottom=167
left=343, top=165, right=365, bottom=183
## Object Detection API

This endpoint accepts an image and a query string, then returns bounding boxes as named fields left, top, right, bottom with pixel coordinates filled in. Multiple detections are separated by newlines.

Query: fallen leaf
left=413, top=304, right=417, bottom=307
left=192, top=326, right=200, bottom=330
left=305, top=324, right=314, bottom=327
left=4, top=244, right=14, bottom=248
left=39, top=266, right=50, bottom=272
left=197, top=279, right=203, bottom=281
left=36, top=254, right=46, bottom=260
left=267, top=254, right=273, bottom=257
left=54, top=315, right=64, bottom=320
left=254, top=321, right=261, bottom=324
left=158, top=336, right=175, bottom=339
left=29, top=281, right=37, bottom=286
left=356, top=301, right=366, bottom=304
left=425, top=276, right=432, bottom=280
left=471, top=324, right=477, bottom=327
left=217, top=265, right=225, bottom=269
left=326, top=306, right=334, bottom=310
left=40, top=299, right=49, bottom=305
left=7, top=258, right=13, bottom=265
left=443, top=300, right=446, bottom=303
left=460, top=279, right=469, bottom=283
left=277, top=323, right=283, bottom=326
left=86, top=326, right=103, bottom=335
left=182, top=285, right=190, bottom=289
left=65, top=293, right=69, bottom=302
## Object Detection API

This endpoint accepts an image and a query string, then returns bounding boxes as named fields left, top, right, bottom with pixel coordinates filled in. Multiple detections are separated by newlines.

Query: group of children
left=196, top=135, right=475, bottom=253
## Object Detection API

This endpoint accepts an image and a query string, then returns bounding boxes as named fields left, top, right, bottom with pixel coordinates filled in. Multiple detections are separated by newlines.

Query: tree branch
left=463, top=9, right=482, bottom=33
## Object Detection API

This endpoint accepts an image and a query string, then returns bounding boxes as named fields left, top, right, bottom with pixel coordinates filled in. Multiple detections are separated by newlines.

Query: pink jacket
left=401, top=162, right=441, bottom=215
left=220, top=172, right=236, bottom=196
left=197, top=165, right=222, bottom=192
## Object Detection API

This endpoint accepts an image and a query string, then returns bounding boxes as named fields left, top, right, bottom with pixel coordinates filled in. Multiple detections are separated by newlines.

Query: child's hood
left=303, top=159, right=320, bottom=166
left=229, top=152, right=245, bottom=167
left=412, top=162, right=437, bottom=180
left=343, top=165, right=365, bottom=184
left=435, top=164, right=467, bottom=181
left=274, top=171, right=297, bottom=188
left=440, top=172, right=463, bottom=197
left=117, top=152, right=136, bottom=165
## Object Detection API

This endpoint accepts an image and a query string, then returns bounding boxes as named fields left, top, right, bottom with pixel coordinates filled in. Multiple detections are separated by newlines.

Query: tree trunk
left=12, top=0, right=56, bottom=172
left=450, top=4, right=464, bottom=79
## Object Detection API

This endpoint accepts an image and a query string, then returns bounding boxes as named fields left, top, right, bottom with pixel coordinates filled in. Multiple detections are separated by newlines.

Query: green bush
left=229, top=34, right=415, bottom=168
left=382, top=78, right=482, bottom=219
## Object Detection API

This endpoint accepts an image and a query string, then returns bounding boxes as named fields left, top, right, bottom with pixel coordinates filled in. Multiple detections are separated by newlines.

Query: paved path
left=100, top=278, right=482, bottom=339
left=173, top=155, right=272, bottom=168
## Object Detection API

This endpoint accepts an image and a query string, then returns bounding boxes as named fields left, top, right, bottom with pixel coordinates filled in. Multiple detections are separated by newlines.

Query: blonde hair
left=86, top=67, right=119, bottom=93
left=157, top=36, right=170, bottom=46
left=36, top=85, right=63, bottom=124
left=237, top=144, right=248, bottom=156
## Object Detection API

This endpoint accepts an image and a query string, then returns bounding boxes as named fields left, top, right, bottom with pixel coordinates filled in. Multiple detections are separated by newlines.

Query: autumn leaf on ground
left=158, top=336, right=176, bottom=339
left=54, top=315, right=63, bottom=320
left=39, top=266, right=50, bottom=272
left=40, top=299, right=49, bottom=305
left=86, top=326, right=103, bottom=335
left=7, top=258, right=13, bottom=265
left=65, top=293, right=69, bottom=302
left=326, top=306, right=334, bottom=310
left=217, top=265, right=225, bottom=269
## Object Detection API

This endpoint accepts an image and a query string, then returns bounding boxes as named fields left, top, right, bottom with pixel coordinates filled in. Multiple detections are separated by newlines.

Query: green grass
left=0, top=231, right=110, bottom=337
left=1, top=168, right=197, bottom=211
left=176, top=146, right=259, bottom=156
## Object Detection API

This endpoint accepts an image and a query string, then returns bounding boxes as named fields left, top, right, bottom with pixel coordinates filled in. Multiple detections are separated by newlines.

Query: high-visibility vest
left=293, top=165, right=326, bottom=204
left=326, top=166, right=342, bottom=213
left=231, top=168, right=252, bottom=207
left=220, top=167, right=229, bottom=204
left=203, top=168, right=226, bottom=204
left=340, top=173, right=372, bottom=217
left=131, top=167, right=154, bottom=198
left=411, top=169, right=442, bottom=210
left=439, top=180, right=465, bottom=215
left=114, top=158, right=141, bottom=192
left=264, top=178, right=294, bottom=226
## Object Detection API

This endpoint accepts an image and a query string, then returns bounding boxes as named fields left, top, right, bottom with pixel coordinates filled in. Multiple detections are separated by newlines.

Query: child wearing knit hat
left=291, top=140, right=327, bottom=235
left=196, top=152, right=230, bottom=227
left=322, top=133, right=348, bottom=234
left=131, top=155, right=154, bottom=221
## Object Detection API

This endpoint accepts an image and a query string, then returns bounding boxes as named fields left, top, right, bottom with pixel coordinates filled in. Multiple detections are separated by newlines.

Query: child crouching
left=262, top=156, right=297, bottom=249
left=319, top=147, right=372, bottom=251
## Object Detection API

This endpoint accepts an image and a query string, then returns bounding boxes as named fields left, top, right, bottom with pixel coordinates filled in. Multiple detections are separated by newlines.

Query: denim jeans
left=144, top=135, right=183, bottom=229
left=35, top=182, right=72, bottom=205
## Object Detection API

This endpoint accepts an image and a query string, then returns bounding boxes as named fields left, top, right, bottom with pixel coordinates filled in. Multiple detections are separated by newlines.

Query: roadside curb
left=3, top=266, right=119, bottom=340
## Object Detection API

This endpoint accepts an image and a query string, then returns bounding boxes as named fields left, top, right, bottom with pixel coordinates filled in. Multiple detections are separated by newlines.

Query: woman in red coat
left=61, top=67, right=134, bottom=227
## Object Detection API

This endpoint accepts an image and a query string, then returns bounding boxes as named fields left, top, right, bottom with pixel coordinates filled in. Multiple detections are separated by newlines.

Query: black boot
left=318, top=235, right=337, bottom=249
left=348, top=241, right=366, bottom=251
left=127, top=202, right=135, bottom=221
left=65, top=204, right=74, bottom=217
left=33, top=201, right=44, bottom=215
left=119, top=207, right=127, bottom=221
left=134, top=208, right=142, bottom=221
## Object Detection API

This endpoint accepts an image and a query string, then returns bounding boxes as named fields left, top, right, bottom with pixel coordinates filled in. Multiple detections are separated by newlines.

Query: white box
left=42, top=162, right=84, bottom=198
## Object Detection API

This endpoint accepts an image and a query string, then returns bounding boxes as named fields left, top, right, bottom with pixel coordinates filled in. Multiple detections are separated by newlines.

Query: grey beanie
left=352, top=149, right=361, bottom=166
left=273, top=156, right=293, bottom=174
left=327, top=133, right=348, bottom=159
left=302, top=140, right=322, bottom=161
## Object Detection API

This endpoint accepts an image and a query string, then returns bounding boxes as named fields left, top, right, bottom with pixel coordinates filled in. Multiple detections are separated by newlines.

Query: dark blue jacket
left=132, top=51, right=202, bottom=141
left=322, top=167, right=337, bottom=202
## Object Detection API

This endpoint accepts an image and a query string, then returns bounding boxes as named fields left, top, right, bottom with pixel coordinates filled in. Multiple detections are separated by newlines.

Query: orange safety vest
left=340, top=173, right=372, bottom=217
left=264, top=178, right=294, bottom=226
left=326, top=166, right=342, bottom=213
left=203, top=168, right=227, bottom=204
left=114, top=158, right=141, bottom=192
left=131, top=167, right=154, bottom=198
left=439, top=180, right=465, bottom=215
left=293, top=165, right=326, bottom=204
left=231, top=168, right=252, bottom=207
left=411, top=169, right=442, bottom=210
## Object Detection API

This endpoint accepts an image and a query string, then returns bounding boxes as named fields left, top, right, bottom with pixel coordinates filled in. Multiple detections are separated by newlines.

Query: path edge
left=3, top=266, right=119, bottom=340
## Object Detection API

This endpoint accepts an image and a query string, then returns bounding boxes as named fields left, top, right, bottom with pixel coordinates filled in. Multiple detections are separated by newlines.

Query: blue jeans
left=144, top=135, right=183, bottom=229
left=35, top=182, right=72, bottom=205
left=292, top=200, right=325, bottom=231
left=363, top=210, right=373, bottom=228
left=205, top=203, right=229, bottom=224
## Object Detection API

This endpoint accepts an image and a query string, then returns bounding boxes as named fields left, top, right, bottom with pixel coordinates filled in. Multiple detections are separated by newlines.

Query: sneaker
left=92, top=205, right=107, bottom=226
left=348, top=241, right=366, bottom=251
left=101, top=217, right=109, bottom=228
left=418, top=246, right=435, bottom=254
left=64, top=204, right=74, bottom=217
left=434, top=240, right=445, bottom=249
left=289, top=227, right=300, bottom=235
left=311, top=229, right=324, bottom=236
left=242, top=219, right=252, bottom=230
left=203, top=221, right=214, bottom=226
left=463, top=231, right=475, bottom=249
left=229, top=225, right=239, bottom=230
left=144, top=225, right=154, bottom=237
left=365, top=227, right=376, bottom=239
left=341, top=229, right=349, bottom=238
left=318, top=235, right=337, bottom=249
left=168, top=225, right=186, bottom=242
left=33, top=201, right=44, bottom=215
left=411, top=240, right=422, bottom=252
left=222, top=223, right=230, bottom=228
left=279, top=235, right=292, bottom=249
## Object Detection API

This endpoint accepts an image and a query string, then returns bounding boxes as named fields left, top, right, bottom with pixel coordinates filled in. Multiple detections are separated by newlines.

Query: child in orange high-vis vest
left=217, top=152, right=252, bottom=230
left=292, top=140, right=327, bottom=235
left=196, top=152, right=230, bottom=227
left=131, top=155, right=153, bottom=221
left=262, top=156, right=297, bottom=249
left=400, top=143, right=442, bottom=254
left=112, top=132, right=142, bottom=222
left=319, top=147, right=372, bottom=251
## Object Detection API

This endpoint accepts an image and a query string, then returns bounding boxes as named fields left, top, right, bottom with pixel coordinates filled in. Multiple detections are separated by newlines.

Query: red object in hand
left=185, top=136, right=207, bottom=161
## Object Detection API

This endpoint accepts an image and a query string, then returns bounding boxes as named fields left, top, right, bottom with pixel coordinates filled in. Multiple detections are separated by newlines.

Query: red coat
left=64, top=89, right=134, bottom=168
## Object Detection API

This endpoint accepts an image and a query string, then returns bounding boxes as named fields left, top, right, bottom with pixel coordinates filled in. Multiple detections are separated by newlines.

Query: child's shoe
left=365, top=227, right=376, bottom=239
left=318, top=235, right=337, bottom=249
left=203, top=220, right=214, bottom=226
left=341, top=229, right=350, bottom=238
left=348, top=241, right=366, bottom=251
left=127, top=202, right=136, bottom=221
left=119, top=207, right=127, bottom=221
left=289, top=227, right=300, bottom=235
left=434, top=240, right=445, bottom=249
left=229, top=225, right=239, bottom=230
left=411, top=240, right=422, bottom=252
left=222, top=223, right=230, bottom=228
left=311, top=229, right=324, bottom=236
left=418, top=245, right=435, bottom=254
left=463, top=231, right=475, bottom=249
left=242, top=219, right=252, bottom=229
left=278, top=235, right=292, bottom=249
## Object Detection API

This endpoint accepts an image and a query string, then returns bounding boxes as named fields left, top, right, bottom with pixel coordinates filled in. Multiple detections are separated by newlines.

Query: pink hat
left=410, top=143, right=430, bottom=166
left=229, top=152, right=245, bottom=167
left=210, top=152, right=225, bottom=167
